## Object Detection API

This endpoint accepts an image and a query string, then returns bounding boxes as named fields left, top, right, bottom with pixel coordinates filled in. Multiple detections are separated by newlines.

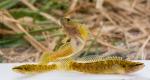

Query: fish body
left=13, top=57, right=144, bottom=74
left=67, top=60, right=144, bottom=74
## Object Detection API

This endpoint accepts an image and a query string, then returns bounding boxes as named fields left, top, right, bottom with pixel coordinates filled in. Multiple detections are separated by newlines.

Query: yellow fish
left=39, top=17, right=90, bottom=64
left=13, top=56, right=144, bottom=74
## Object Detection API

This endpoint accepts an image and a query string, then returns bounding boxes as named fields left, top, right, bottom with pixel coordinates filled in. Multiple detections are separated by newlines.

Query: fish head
left=60, top=17, right=79, bottom=38
left=60, top=17, right=72, bottom=25
left=12, top=64, right=33, bottom=74
left=123, top=61, right=145, bottom=73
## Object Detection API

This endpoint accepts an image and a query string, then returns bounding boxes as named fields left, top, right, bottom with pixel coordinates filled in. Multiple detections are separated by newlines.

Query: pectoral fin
left=39, top=51, right=52, bottom=64
left=112, top=64, right=125, bottom=74
left=78, top=24, right=89, bottom=41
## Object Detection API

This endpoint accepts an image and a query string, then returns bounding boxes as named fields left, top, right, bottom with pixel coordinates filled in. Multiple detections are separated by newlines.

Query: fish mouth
left=134, top=62, right=144, bottom=66
left=12, top=65, right=28, bottom=74
left=60, top=17, right=70, bottom=24
left=12, top=67, right=32, bottom=74
left=126, top=62, right=145, bottom=73
left=12, top=66, right=20, bottom=69
left=12, top=66, right=22, bottom=73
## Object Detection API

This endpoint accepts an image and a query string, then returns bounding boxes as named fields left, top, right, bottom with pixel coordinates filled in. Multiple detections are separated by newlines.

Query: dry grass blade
left=65, top=0, right=78, bottom=17
left=0, top=10, right=48, bottom=52
left=96, top=39, right=127, bottom=51
left=0, top=50, right=14, bottom=61
left=147, top=0, right=150, bottom=9
left=96, top=0, right=104, bottom=9
left=136, top=36, right=150, bottom=60
left=0, top=28, right=14, bottom=35
left=98, top=9, right=117, bottom=25
left=69, top=0, right=78, bottom=12
left=20, top=0, right=60, bottom=25
left=15, top=23, right=48, bottom=52
left=131, top=0, right=138, bottom=9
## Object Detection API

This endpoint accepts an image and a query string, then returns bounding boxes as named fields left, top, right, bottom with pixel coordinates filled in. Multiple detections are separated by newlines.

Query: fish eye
left=66, top=18, right=70, bottom=21
left=66, top=38, right=71, bottom=42
left=122, top=65, right=126, bottom=67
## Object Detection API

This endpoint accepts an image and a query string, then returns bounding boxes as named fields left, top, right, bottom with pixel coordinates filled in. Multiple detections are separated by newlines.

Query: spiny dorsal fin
left=104, top=56, right=122, bottom=60
left=54, top=57, right=75, bottom=64
left=76, top=55, right=123, bottom=63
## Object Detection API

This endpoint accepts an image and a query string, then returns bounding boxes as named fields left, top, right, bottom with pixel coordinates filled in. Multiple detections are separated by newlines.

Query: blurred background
left=0, top=0, right=150, bottom=63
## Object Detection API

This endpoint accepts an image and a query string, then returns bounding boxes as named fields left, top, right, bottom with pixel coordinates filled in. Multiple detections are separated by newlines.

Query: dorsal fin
left=76, top=55, right=123, bottom=63
left=104, top=56, right=122, bottom=60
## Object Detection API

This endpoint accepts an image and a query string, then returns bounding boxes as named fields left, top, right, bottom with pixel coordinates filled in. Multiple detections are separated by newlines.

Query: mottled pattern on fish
left=13, top=64, right=57, bottom=74
left=12, top=57, right=144, bottom=74
left=68, top=59, right=144, bottom=74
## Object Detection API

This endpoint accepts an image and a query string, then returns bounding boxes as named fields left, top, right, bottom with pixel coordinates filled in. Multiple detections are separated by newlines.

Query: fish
left=38, top=17, right=89, bottom=64
left=12, top=56, right=144, bottom=74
